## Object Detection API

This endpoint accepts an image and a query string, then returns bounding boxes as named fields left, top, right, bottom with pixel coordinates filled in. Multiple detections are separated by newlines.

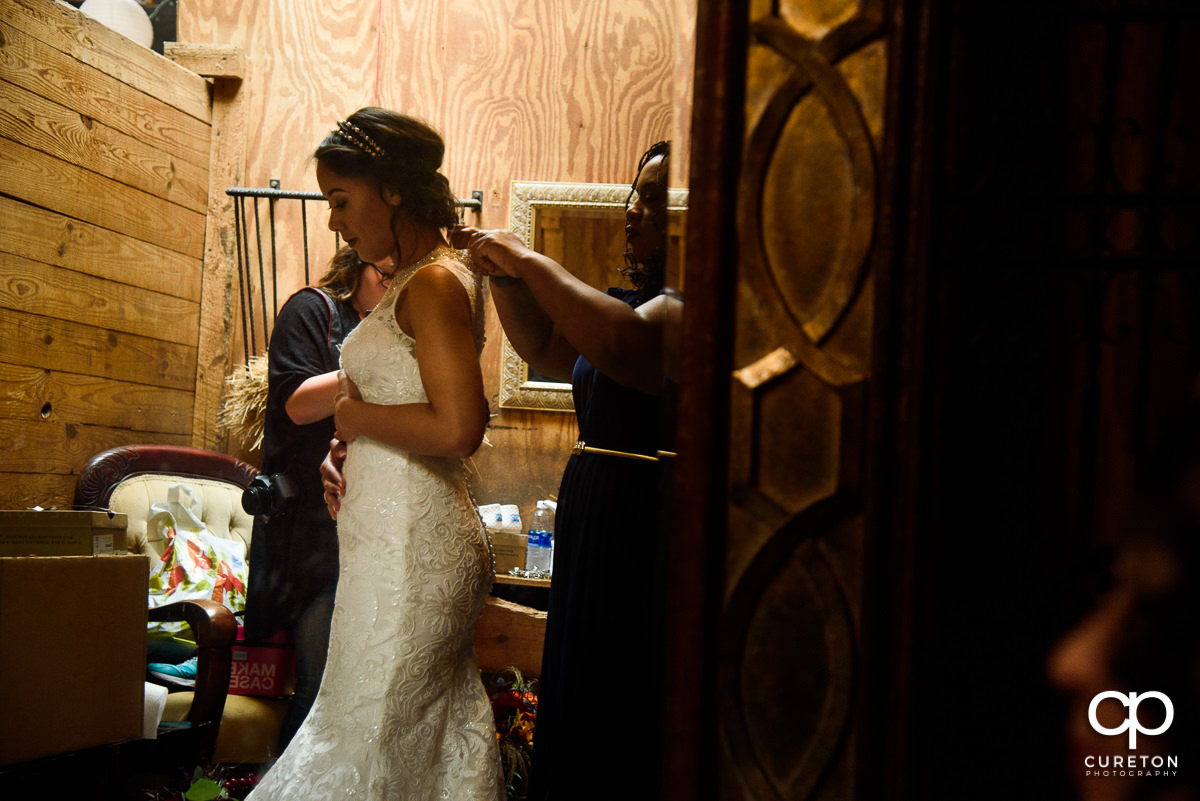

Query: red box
left=229, top=625, right=295, bottom=697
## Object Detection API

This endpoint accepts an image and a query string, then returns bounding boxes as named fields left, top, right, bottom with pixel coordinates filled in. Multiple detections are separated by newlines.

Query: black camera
left=241, top=472, right=300, bottom=518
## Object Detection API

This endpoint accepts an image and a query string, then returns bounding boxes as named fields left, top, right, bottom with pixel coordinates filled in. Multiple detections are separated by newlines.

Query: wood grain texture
left=0, top=18, right=212, bottom=170
left=0, top=137, right=206, bottom=259
left=0, top=364, right=193, bottom=436
left=670, top=0, right=696, bottom=187
left=164, top=43, right=246, bottom=79
left=0, top=78, right=208, bottom=213
left=178, top=0, right=379, bottom=289
left=0, top=308, right=198, bottom=391
left=2, top=0, right=211, bottom=123
left=0, top=197, right=201, bottom=301
left=470, top=407, right=578, bottom=512
left=433, top=0, right=679, bottom=213
left=177, top=0, right=695, bottom=504
left=0, top=418, right=188, bottom=475
left=474, top=595, right=549, bottom=677
left=0, top=1, right=212, bottom=509
left=168, top=46, right=249, bottom=451
left=0, top=472, right=77, bottom=510
left=0, top=251, right=200, bottom=347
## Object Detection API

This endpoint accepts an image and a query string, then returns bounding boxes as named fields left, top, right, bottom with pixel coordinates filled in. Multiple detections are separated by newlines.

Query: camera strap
left=301, top=287, right=345, bottom=353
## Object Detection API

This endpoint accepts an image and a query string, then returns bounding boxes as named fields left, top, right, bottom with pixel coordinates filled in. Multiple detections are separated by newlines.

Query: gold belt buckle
left=572, top=441, right=674, bottom=462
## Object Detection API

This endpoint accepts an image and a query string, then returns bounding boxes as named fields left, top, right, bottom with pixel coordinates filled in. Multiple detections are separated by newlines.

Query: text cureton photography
left=1084, top=754, right=1179, bottom=778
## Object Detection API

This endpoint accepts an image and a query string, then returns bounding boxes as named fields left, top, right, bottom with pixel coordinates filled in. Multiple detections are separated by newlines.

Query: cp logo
left=1088, top=691, right=1174, bottom=749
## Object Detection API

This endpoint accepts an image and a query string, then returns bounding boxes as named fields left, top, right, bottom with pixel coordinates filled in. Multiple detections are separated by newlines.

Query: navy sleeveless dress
left=530, top=288, right=671, bottom=801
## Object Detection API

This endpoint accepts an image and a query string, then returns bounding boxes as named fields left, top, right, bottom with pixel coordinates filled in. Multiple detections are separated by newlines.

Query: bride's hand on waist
left=321, top=437, right=348, bottom=520
left=333, top=370, right=363, bottom=444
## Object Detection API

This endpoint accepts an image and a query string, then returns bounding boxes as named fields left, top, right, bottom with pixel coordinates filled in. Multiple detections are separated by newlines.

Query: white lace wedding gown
left=248, top=247, right=502, bottom=801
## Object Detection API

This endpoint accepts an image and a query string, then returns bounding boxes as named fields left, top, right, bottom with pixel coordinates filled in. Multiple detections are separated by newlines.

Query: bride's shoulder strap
left=435, top=250, right=485, bottom=352
left=427, top=249, right=482, bottom=318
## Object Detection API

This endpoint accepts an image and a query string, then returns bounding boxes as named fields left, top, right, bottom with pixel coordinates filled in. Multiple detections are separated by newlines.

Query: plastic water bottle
left=525, top=500, right=554, bottom=574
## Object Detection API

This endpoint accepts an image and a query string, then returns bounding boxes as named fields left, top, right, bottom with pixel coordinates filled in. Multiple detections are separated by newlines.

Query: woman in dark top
left=455, top=141, right=678, bottom=801
left=244, top=245, right=391, bottom=754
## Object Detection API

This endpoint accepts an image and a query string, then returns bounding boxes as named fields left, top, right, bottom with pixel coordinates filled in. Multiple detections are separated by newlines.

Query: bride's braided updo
left=315, top=107, right=459, bottom=232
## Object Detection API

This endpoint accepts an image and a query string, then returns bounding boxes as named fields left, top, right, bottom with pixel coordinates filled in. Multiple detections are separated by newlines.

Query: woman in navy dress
left=457, top=141, right=678, bottom=801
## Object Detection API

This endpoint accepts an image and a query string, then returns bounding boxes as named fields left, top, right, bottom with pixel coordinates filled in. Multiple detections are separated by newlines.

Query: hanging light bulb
left=78, top=0, right=154, bottom=49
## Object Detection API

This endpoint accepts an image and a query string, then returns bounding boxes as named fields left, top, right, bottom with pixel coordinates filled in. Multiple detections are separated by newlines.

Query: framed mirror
left=498, top=180, right=689, bottom=412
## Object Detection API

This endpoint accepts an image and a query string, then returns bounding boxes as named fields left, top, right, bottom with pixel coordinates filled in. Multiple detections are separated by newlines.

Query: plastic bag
left=147, top=483, right=248, bottom=637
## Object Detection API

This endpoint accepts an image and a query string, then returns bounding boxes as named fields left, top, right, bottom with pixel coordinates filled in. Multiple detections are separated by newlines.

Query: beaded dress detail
left=248, top=246, right=501, bottom=801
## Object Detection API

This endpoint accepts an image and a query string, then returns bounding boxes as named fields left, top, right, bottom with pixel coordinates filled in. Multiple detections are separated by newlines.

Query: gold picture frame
left=498, top=180, right=689, bottom=412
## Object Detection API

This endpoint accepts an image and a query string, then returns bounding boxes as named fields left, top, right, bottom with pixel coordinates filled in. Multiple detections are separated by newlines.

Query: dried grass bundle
left=217, top=354, right=269, bottom=453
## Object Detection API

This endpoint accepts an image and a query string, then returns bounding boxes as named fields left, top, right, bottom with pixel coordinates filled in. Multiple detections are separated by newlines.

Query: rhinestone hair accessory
left=333, top=119, right=387, bottom=159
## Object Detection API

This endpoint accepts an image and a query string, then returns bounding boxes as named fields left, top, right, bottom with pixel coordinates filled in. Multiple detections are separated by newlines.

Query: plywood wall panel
left=237, top=4, right=378, bottom=188
left=0, top=18, right=212, bottom=170
left=669, top=0, right=695, bottom=187
left=3, top=0, right=211, bottom=124
left=0, top=253, right=200, bottom=347
left=431, top=0, right=680, bottom=217
left=177, top=0, right=385, bottom=326
left=0, top=137, right=206, bottom=259
left=0, top=198, right=202, bottom=302
left=0, top=364, right=193, bottom=437
left=177, top=0, right=690, bottom=278
left=0, top=308, right=197, bottom=392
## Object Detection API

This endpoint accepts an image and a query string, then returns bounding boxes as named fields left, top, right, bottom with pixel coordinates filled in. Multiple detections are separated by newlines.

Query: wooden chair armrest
left=148, top=600, right=236, bottom=726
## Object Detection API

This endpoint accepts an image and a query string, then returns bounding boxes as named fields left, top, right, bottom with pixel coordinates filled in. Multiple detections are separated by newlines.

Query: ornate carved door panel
left=670, top=2, right=1200, bottom=801
left=670, top=2, right=891, bottom=799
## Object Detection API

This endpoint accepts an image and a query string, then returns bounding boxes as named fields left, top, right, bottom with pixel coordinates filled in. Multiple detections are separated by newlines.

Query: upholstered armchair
left=75, top=444, right=289, bottom=765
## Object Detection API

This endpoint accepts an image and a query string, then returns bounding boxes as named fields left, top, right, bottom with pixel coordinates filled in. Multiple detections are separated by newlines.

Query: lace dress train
left=248, top=248, right=502, bottom=801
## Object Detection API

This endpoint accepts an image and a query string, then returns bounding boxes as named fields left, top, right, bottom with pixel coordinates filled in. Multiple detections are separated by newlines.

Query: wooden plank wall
left=0, top=0, right=213, bottom=507
left=179, top=0, right=696, bottom=514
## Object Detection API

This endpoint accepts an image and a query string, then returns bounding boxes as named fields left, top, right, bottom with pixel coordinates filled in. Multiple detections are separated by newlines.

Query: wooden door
left=670, top=2, right=1200, bottom=800
left=668, top=1, right=892, bottom=799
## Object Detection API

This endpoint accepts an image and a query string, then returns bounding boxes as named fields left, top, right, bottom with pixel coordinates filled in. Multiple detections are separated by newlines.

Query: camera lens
left=241, top=476, right=274, bottom=516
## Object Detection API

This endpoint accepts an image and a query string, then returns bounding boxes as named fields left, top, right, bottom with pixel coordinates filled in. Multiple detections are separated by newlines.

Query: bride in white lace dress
left=248, top=108, right=502, bottom=801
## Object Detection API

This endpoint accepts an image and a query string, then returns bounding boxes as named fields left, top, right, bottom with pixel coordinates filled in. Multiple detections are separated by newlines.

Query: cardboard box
left=488, top=529, right=528, bottom=575
left=229, top=625, right=295, bottom=698
left=0, top=555, right=147, bottom=765
left=0, top=510, right=128, bottom=557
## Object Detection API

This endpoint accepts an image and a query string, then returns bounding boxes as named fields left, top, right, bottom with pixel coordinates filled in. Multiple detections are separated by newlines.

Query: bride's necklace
left=388, top=244, right=453, bottom=290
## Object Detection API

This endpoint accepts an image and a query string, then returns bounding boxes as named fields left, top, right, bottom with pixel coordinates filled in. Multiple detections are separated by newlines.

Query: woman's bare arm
left=460, top=227, right=665, bottom=394
left=284, top=371, right=340, bottom=425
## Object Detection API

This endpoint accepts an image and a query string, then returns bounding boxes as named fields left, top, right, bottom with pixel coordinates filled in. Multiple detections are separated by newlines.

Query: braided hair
left=315, top=108, right=460, bottom=249
left=620, top=140, right=671, bottom=301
